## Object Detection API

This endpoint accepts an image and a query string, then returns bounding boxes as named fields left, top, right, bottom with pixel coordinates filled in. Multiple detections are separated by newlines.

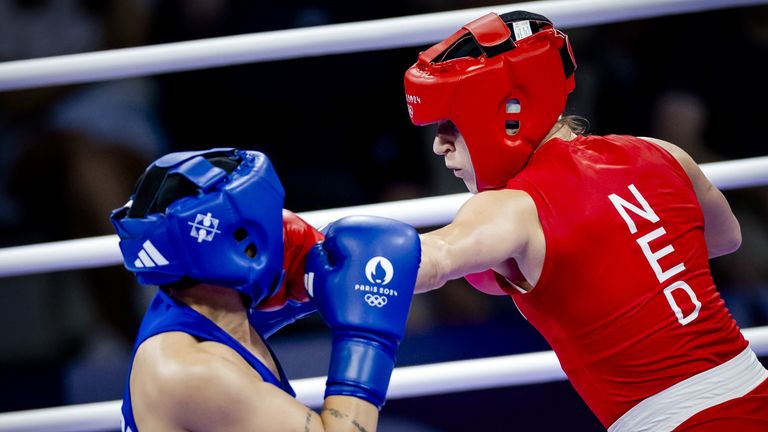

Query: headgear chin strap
left=404, top=11, right=576, bottom=191
left=110, top=148, right=285, bottom=308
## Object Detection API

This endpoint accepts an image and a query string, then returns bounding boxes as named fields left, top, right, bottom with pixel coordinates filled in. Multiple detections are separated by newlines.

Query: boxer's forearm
left=415, top=234, right=450, bottom=293
left=415, top=190, right=535, bottom=294
left=415, top=228, right=489, bottom=293
left=320, top=396, right=378, bottom=432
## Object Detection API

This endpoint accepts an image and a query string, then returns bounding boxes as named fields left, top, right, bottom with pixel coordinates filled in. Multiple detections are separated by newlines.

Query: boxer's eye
left=437, top=120, right=459, bottom=136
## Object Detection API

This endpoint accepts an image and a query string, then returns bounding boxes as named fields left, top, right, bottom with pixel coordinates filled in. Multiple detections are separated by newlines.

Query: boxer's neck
left=171, top=284, right=253, bottom=343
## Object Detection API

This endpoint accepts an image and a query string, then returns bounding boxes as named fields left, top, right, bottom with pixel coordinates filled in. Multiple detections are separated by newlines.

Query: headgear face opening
left=110, top=148, right=285, bottom=308
left=404, top=11, right=576, bottom=191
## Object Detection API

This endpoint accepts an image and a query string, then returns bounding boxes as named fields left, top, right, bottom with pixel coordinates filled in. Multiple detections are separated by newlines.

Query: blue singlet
left=121, top=290, right=294, bottom=431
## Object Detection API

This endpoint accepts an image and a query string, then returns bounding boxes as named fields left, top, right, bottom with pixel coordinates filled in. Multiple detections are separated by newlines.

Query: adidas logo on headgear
left=134, top=240, right=169, bottom=268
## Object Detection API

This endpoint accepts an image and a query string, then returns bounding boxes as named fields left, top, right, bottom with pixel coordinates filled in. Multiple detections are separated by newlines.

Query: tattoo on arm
left=321, top=408, right=368, bottom=432
left=304, top=409, right=312, bottom=432
left=323, top=408, right=346, bottom=419
left=350, top=419, right=368, bottom=432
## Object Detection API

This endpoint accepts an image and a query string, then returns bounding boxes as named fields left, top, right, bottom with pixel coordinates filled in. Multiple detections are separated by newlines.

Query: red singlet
left=501, top=135, right=767, bottom=430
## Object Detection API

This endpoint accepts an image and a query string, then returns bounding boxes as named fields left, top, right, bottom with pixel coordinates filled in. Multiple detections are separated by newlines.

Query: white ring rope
left=0, top=0, right=765, bottom=91
left=0, top=326, right=766, bottom=432
left=1, top=3, right=767, bottom=431
left=0, top=156, right=767, bottom=278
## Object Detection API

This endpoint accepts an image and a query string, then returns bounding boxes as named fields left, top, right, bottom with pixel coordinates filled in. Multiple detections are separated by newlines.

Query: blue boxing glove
left=305, top=216, right=420, bottom=408
left=248, top=300, right=316, bottom=339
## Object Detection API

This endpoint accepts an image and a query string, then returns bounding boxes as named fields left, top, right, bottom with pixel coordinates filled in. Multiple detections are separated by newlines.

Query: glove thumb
left=304, top=242, right=330, bottom=298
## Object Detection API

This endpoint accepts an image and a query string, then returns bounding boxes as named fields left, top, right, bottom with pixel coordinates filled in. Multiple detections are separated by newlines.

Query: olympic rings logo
left=364, top=294, right=388, bottom=307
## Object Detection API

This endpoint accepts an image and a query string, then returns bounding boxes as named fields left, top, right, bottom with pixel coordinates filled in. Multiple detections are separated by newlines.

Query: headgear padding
left=110, top=148, right=285, bottom=308
left=404, top=11, right=576, bottom=190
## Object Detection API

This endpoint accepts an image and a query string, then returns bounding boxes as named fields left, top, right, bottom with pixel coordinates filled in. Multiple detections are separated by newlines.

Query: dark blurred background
left=0, top=1, right=766, bottom=431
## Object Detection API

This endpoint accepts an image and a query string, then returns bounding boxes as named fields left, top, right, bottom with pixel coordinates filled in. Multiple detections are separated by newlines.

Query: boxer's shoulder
left=454, top=189, right=538, bottom=231
left=134, top=332, right=264, bottom=391
left=132, top=332, right=268, bottom=421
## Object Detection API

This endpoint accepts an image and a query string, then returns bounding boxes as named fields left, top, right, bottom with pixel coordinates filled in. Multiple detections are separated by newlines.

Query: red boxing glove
left=257, top=210, right=324, bottom=311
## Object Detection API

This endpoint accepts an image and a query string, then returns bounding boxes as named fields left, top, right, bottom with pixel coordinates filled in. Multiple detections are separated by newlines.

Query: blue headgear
left=110, top=148, right=285, bottom=307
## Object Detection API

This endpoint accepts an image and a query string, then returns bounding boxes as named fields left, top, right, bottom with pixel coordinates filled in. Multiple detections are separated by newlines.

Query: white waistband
left=608, top=346, right=768, bottom=432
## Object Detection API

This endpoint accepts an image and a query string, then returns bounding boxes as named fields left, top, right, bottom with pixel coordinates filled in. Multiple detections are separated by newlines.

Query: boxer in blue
left=110, top=148, right=420, bottom=431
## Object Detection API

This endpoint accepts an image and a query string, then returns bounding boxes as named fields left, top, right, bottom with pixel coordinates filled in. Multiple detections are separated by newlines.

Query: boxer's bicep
left=641, top=137, right=741, bottom=258
left=684, top=158, right=742, bottom=257
left=416, top=190, right=534, bottom=293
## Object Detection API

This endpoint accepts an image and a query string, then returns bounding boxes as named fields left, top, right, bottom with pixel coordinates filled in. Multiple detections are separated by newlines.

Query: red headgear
left=404, top=11, right=576, bottom=190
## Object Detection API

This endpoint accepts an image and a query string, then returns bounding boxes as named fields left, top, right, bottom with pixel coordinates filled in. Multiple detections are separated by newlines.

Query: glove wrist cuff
left=325, top=335, right=397, bottom=408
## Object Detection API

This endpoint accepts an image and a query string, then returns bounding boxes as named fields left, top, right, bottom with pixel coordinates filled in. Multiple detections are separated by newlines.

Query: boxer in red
left=404, top=11, right=768, bottom=431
